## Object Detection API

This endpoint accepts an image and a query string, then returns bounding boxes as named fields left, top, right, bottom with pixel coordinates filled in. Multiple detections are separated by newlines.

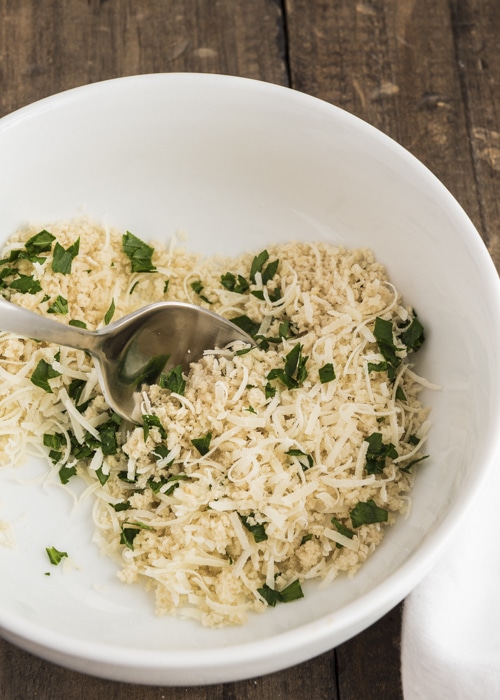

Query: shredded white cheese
left=0, top=218, right=432, bottom=627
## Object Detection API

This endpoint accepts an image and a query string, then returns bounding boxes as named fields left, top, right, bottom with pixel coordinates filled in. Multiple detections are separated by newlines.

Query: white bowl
left=0, top=74, right=499, bottom=686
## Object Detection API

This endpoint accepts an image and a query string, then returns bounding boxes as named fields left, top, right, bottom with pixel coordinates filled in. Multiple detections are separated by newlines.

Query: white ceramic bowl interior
left=0, top=74, right=499, bottom=685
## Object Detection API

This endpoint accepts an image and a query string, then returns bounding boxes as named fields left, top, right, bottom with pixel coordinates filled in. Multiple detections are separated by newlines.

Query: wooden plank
left=449, top=0, right=500, bottom=268
left=336, top=605, right=403, bottom=700
left=284, top=0, right=484, bottom=255
left=0, top=0, right=288, bottom=118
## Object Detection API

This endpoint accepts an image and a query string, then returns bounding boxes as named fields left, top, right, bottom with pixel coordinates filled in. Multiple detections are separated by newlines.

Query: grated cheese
left=0, top=218, right=433, bottom=627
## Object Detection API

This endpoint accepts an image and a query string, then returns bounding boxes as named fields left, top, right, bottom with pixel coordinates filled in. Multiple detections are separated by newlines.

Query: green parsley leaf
left=367, top=360, right=388, bottom=373
left=257, top=578, right=303, bottom=606
left=373, top=317, right=401, bottom=379
left=120, top=520, right=155, bottom=550
left=43, top=433, right=64, bottom=463
left=267, top=343, right=308, bottom=389
left=191, top=431, right=212, bottom=456
left=279, top=578, right=304, bottom=603
left=47, top=294, right=68, bottom=315
left=261, top=258, right=279, bottom=284
left=240, top=513, right=268, bottom=543
left=159, top=364, right=186, bottom=395
left=264, top=382, right=276, bottom=399
left=257, top=583, right=281, bottom=607
left=104, top=298, right=115, bottom=325
left=9, top=274, right=42, bottom=294
left=319, top=363, right=335, bottom=383
left=112, top=502, right=131, bottom=512
left=69, top=319, right=87, bottom=328
left=286, top=448, right=313, bottom=470
left=230, top=314, right=260, bottom=338
left=97, top=416, right=121, bottom=456
left=59, top=464, right=77, bottom=484
left=25, top=230, right=55, bottom=256
left=43, top=433, right=63, bottom=451
left=350, top=499, right=388, bottom=528
left=122, top=232, right=156, bottom=273
left=331, top=518, right=355, bottom=549
left=52, top=238, right=80, bottom=274
left=400, top=315, right=425, bottom=352
left=190, top=280, right=211, bottom=304
left=399, top=454, right=429, bottom=473
left=142, top=414, right=167, bottom=441
left=250, top=250, right=269, bottom=283
left=364, top=432, right=398, bottom=475
left=118, top=470, right=138, bottom=484
left=148, top=474, right=189, bottom=496
left=95, top=466, right=110, bottom=486
left=30, top=359, right=61, bottom=393
left=46, top=546, right=68, bottom=566
left=395, top=386, right=407, bottom=401
left=151, top=443, right=173, bottom=464
left=68, top=378, right=86, bottom=406
left=221, top=272, right=250, bottom=294
left=120, top=527, right=140, bottom=550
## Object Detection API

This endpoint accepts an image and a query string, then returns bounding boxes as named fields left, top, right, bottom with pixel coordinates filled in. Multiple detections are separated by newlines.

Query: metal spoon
left=0, top=297, right=255, bottom=423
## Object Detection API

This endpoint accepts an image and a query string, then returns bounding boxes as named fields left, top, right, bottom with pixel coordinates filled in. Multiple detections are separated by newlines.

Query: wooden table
left=0, top=2, right=498, bottom=698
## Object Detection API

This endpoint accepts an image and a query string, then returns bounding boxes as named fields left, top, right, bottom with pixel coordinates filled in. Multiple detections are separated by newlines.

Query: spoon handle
left=0, top=295, right=98, bottom=354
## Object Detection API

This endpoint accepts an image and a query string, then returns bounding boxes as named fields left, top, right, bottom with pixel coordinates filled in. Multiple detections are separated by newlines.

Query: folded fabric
left=401, top=462, right=500, bottom=699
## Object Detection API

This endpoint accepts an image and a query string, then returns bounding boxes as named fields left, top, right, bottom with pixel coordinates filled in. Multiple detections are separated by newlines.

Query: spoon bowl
left=0, top=296, right=254, bottom=422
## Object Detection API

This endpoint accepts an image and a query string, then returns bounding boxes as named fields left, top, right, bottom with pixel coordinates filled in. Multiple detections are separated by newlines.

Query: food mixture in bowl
left=0, top=218, right=432, bottom=626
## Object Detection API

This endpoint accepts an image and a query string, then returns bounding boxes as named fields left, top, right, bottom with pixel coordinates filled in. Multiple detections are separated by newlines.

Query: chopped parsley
left=112, top=502, right=131, bottom=512
left=190, top=280, right=211, bottom=304
left=122, top=231, right=156, bottom=273
left=104, top=298, right=115, bottom=325
left=148, top=473, right=189, bottom=496
left=319, top=362, right=335, bottom=384
left=267, top=343, right=308, bottom=389
left=69, top=319, right=87, bottom=328
left=30, top=359, right=61, bottom=393
left=399, top=454, right=429, bottom=473
left=364, top=432, right=398, bottom=475
left=9, top=274, right=42, bottom=294
left=220, top=271, right=249, bottom=294
left=230, top=314, right=260, bottom=338
left=43, top=433, right=64, bottom=463
left=52, top=238, right=80, bottom=274
left=46, top=546, right=68, bottom=566
left=240, top=513, right=268, bottom=543
left=286, top=448, right=313, bottom=470
left=25, top=230, right=56, bottom=257
left=249, top=249, right=279, bottom=284
left=191, top=431, right=212, bottom=456
left=159, top=364, right=186, bottom=395
left=151, top=443, right=174, bottom=464
left=142, top=414, right=167, bottom=441
left=119, top=520, right=154, bottom=551
left=47, top=294, right=68, bottom=315
left=400, top=315, right=425, bottom=352
left=257, top=578, right=304, bottom=606
left=350, top=499, right=388, bottom=528
left=59, top=463, right=77, bottom=484
left=373, top=314, right=426, bottom=379
left=331, top=518, right=355, bottom=549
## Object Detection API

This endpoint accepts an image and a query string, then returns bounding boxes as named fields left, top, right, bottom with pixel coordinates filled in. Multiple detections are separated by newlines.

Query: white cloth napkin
left=401, top=461, right=500, bottom=699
